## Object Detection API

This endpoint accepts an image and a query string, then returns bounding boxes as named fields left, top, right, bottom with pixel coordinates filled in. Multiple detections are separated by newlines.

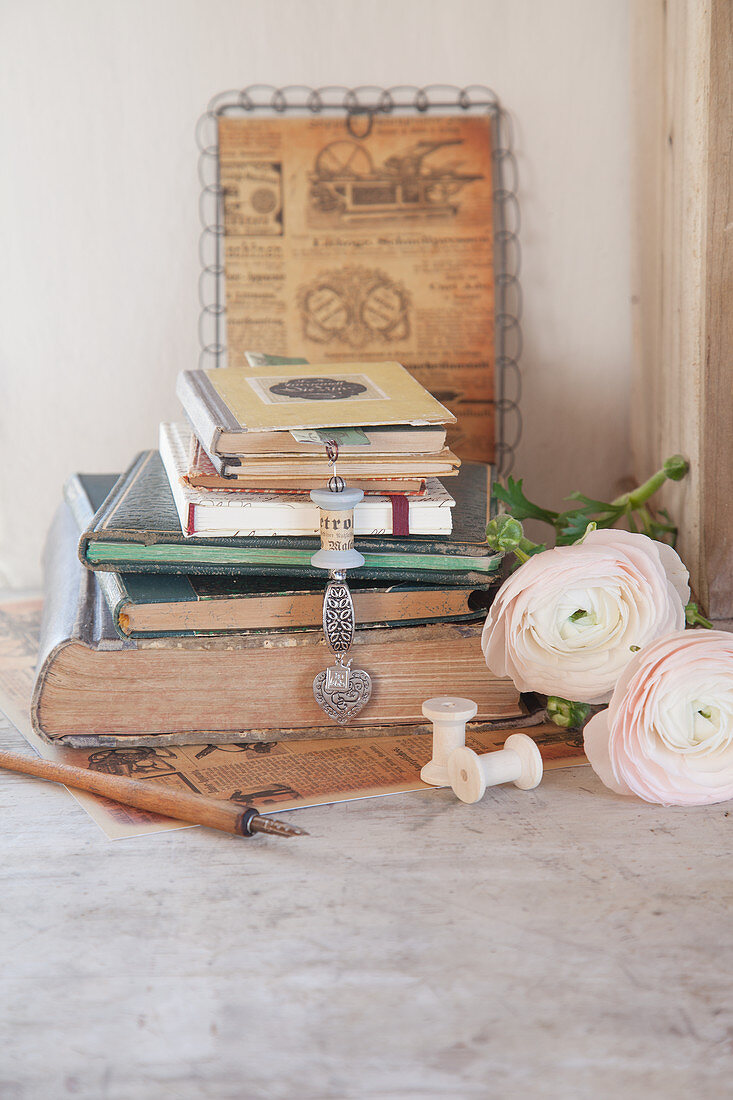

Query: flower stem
left=547, top=697, right=592, bottom=730
left=612, top=469, right=668, bottom=510
left=509, top=538, right=545, bottom=564
left=685, top=601, right=714, bottom=629
left=612, top=455, right=689, bottom=511
left=636, top=504, right=654, bottom=537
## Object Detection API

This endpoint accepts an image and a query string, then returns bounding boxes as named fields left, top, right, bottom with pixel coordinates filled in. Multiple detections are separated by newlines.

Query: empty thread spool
left=447, top=734, right=543, bottom=803
left=420, top=696, right=478, bottom=786
left=310, top=486, right=364, bottom=571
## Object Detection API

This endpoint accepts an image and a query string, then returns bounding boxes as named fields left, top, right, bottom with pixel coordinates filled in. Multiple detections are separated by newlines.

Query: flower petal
left=482, top=530, right=689, bottom=702
left=584, top=630, right=733, bottom=806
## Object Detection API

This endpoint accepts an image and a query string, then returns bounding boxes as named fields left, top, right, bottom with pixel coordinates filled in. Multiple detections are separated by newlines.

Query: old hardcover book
left=176, top=360, right=456, bottom=455
left=32, top=503, right=518, bottom=746
left=66, top=473, right=494, bottom=639
left=160, top=422, right=455, bottom=537
left=195, top=442, right=461, bottom=480
left=112, top=579, right=493, bottom=639
left=72, top=452, right=500, bottom=583
left=184, top=420, right=448, bottom=458
left=185, top=436, right=428, bottom=494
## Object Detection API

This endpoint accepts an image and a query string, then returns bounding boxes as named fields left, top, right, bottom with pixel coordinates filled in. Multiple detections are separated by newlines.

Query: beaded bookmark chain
left=310, top=441, right=372, bottom=725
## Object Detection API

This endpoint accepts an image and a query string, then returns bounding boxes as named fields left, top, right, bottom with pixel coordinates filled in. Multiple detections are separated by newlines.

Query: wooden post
left=631, top=0, right=733, bottom=623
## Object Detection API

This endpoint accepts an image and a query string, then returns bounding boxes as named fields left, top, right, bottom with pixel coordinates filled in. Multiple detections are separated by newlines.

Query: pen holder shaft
left=0, top=749, right=261, bottom=836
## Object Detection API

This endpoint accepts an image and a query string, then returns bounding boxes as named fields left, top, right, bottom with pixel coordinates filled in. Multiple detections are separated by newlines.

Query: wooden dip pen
left=0, top=749, right=307, bottom=839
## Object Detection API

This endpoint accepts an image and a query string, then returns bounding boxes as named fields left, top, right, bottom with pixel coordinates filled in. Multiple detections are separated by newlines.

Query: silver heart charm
left=313, top=660, right=372, bottom=725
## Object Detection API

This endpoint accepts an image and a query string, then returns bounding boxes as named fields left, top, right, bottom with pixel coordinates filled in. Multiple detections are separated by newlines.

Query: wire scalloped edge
left=197, top=84, right=522, bottom=474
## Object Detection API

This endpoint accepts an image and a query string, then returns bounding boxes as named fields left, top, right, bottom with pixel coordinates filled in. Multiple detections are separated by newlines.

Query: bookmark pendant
left=314, top=581, right=371, bottom=724
left=313, top=659, right=372, bottom=725
left=322, top=580, right=355, bottom=652
left=310, top=476, right=372, bottom=725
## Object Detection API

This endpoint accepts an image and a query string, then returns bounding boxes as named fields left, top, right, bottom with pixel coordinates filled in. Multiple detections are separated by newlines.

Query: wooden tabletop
left=0, top=710, right=730, bottom=1098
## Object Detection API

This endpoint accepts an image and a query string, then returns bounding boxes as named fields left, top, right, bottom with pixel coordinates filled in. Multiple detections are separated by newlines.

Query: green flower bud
left=547, top=696, right=592, bottom=731
left=663, top=454, right=689, bottom=482
left=574, top=521, right=597, bottom=545
left=486, top=514, right=525, bottom=553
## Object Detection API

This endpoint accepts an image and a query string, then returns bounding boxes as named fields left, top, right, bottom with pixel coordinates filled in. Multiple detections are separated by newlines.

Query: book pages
left=160, top=422, right=455, bottom=538
left=0, top=598, right=586, bottom=841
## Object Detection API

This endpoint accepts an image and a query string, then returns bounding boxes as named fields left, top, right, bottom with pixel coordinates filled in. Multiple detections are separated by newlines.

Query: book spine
left=84, top=453, right=150, bottom=532
left=75, top=452, right=167, bottom=587
left=88, top=561, right=129, bottom=636
left=32, top=504, right=126, bottom=740
left=63, top=472, right=97, bottom=532
left=176, top=372, right=224, bottom=456
left=188, top=426, right=236, bottom=478
left=62, top=474, right=132, bottom=638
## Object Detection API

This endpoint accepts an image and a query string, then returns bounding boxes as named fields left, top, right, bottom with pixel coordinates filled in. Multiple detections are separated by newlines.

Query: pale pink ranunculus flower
left=482, top=529, right=689, bottom=704
left=584, top=630, right=733, bottom=806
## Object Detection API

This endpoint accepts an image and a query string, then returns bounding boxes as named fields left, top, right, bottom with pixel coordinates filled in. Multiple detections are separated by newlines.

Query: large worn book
left=32, top=504, right=520, bottom=746
left=71, top=451, right=500, bottom=583
left=66, top=474, right=495, bottom=640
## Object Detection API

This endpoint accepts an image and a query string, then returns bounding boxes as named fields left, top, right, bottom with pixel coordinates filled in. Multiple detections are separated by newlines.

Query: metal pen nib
left=239, top=807, right=309, bottom=838
left=249, top=816, right=309, bottom=838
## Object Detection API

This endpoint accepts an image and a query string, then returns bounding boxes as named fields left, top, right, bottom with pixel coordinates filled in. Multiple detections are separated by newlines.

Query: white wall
left=0, top=0, right=631, bottom=586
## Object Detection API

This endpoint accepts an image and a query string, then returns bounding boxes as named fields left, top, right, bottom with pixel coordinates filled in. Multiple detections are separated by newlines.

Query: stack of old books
left=32, top=356, right=521, bottom=748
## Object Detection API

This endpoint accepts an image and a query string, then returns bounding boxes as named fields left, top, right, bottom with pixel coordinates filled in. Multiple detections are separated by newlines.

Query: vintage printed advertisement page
left=218, top=113, right=495, bottom=461
left=0, top=598, right=586, bottom=840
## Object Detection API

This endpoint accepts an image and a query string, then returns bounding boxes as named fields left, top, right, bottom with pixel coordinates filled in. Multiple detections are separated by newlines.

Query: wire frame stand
left=196, top=84, right=521, bottom=474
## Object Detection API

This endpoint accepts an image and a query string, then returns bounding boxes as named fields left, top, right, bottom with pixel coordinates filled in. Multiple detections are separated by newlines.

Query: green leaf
left=493, top=477, right=559, bottom=525
left=565, top=491, right=618, bottom=512
left=556, top=506, right=624, bottom=544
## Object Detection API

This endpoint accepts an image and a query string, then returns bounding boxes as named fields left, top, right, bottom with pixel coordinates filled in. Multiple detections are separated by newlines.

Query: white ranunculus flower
left=584, top=630, right=733, bottom=805
left=482, top=529, right=689, bottom=704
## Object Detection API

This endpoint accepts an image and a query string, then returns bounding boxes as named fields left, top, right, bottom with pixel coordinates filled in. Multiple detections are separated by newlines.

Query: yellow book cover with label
left=177, top=362, right=456, bottom=442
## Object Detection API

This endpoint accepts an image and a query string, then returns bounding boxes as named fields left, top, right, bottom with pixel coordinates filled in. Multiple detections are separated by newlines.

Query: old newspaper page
left=0, top=598, right=586, bottom=840
left=219, top=113, right=495, bottom=461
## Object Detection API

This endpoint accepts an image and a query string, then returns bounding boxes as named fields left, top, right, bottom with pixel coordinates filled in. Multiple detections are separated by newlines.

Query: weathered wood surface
left=631, top=0, right=733, bottom=621
left=0, top=713, right=731, bottom=1098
